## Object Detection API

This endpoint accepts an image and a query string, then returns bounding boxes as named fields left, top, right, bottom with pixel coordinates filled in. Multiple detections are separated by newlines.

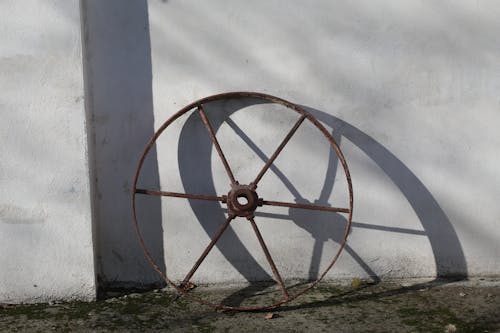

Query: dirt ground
left=1, top=278, right=499, bottom=332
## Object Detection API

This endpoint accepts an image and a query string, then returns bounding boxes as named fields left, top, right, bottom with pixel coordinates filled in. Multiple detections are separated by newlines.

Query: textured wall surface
left=142, top=0, right=500, bottom=284
left=0, top=0, right=95, bottom=302
left=48, top=0, right=500, bottom=291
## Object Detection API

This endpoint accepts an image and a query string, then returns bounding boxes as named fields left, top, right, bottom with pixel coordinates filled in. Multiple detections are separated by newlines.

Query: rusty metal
left=181, top=215, right=236, bottom=287
left=261, top=199, right=350, bottom=213
left=135, top=189, right=224, bottom=202
left=248, top=216, right=290, bottom=299
left=251, top=114, right=306, bottom=188
left=131, top=91, right=354, bottom=311
left=226, top=183, right=260, bottom=218
left=197, top=105, right=237, bottom=186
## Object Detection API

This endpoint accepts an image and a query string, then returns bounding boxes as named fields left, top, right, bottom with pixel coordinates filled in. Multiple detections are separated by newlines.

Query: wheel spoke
left=198, top=105, right=237, bottom=186
left=135, top=188, right=225, bottom=202
left=181, top=215, right=235, bottom=286
left=248, top=217, right=289, bottom=300
left=252, top=115, right=306, bottom=187
left=226, top=117, right=302, bottom=198
left=261, top=199, right=350, bottom=214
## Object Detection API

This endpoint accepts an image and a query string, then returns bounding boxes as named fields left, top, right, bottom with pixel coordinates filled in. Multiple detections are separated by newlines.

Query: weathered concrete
left=1, top=280, right=499, bottom=332
left=0, top=0, right=95, bottom=302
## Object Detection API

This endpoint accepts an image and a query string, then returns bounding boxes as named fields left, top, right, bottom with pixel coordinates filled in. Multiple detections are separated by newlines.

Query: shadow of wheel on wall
left=133, top=93, right=467, bottom=310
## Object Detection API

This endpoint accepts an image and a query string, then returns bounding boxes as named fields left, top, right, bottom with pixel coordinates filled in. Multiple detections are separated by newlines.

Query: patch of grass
left=0, top=303, right=48, bottom=320
left=118, top=300, right=144, bottom=315
left=315, top=285, right=344, bottom=295
left=193, top=321, right=217, bottom=333
left=397, top=306, right=494, bottom=333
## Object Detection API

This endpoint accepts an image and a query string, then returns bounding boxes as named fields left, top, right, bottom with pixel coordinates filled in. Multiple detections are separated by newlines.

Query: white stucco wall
left=0, top=0, right=96, bottom=302
left=140, top=0, right=500, bottom=284
left=7, top=0, right=500, bottom=304
left=38, top=0, right=499, bottom=292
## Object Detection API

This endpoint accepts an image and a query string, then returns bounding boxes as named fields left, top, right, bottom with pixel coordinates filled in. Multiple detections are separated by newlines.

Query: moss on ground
left=1, top=281, right=499, bottom=332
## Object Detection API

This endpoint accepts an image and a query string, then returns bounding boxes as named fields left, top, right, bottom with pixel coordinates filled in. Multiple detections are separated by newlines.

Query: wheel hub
left=225, top=183, right=261, bottom=218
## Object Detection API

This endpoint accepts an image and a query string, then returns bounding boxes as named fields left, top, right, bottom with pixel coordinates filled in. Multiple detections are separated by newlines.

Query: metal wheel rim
left=131, top=91, right=354, bottom=311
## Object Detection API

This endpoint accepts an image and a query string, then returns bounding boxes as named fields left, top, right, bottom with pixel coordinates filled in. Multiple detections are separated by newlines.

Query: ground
left=1, top=279, right=499, bottom=332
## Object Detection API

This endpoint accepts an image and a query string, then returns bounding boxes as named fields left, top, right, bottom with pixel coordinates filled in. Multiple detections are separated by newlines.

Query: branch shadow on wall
left=176, top=98, right=467, bottom=308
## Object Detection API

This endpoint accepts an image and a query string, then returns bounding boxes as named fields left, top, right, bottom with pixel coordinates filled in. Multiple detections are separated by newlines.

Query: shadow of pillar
left=81, top=0, right=165, bottom=290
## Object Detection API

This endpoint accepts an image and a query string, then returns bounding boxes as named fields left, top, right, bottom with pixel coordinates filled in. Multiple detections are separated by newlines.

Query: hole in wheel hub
left=236, top=195, right=249, bottom=206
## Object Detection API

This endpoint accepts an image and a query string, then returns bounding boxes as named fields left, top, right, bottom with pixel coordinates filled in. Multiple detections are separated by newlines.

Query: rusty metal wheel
left=131, top=92, right=353, bottom=311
